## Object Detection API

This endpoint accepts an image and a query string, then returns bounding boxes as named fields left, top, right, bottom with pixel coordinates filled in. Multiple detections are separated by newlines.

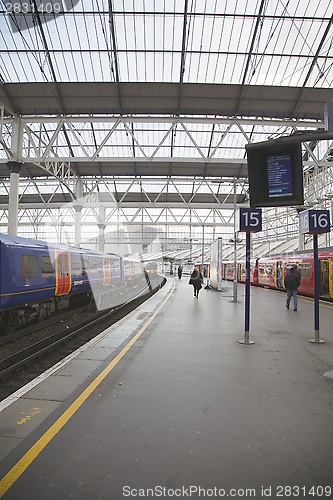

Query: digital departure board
left=267, top=154, right=293, bottom=198
left=246, top=141, right=303, bottom=208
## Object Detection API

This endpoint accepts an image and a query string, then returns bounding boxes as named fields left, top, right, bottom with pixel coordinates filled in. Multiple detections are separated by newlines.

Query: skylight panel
left=161, top=51, right=178, bottom=81
left=0, top=0, right=331, bottom=96
left=118, top=12, right=136, bottom=51
left=307, top=60, right=333, bottom=88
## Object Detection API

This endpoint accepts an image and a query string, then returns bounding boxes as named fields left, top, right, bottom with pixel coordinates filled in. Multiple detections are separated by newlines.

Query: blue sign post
left=300, top=209, right=331, bottom=344
left=235, top=208, right=262, bottom=345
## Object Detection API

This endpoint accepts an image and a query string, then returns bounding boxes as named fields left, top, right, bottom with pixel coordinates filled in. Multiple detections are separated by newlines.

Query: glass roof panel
left=0, top=0, right=331, bottom=87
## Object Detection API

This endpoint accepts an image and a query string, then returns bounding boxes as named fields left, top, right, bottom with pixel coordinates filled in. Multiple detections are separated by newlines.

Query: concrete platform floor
left=0, top=277, right=332, bottom=499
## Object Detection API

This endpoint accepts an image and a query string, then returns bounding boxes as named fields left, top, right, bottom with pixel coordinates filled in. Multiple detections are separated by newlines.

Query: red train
left=222, top=248, right=333, bottom=301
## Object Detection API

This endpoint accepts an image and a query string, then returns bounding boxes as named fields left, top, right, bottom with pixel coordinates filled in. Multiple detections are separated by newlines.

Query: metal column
left=7, top=161, right=23, bottom=236
left=74, top=178, right=83, bottom=247
left=98, top=206, right=106, bottom=252
left=233, top=178, right=238, bottom=301
left=74, top=205, right=83, bottom=247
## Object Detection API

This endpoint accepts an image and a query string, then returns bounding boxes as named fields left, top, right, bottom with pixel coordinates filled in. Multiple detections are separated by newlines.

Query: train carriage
left=258, top=250, right=333, bottom=299
left=223, top=259, right=259, bottom=285
left=221, top=249, right=333, bottom=301
left=0, top=234, right=161, bottom=334
left=194, top=262, right=210, bottom=278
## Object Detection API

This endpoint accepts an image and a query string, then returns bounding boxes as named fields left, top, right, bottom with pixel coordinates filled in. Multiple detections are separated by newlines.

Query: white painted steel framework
left=0, top=112, right=333, bottom=253
left=1, top=114, right=331, bottom=174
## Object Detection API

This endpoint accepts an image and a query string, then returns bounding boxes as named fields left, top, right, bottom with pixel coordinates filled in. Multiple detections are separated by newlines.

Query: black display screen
left=246, top=141, right=303, bottom=208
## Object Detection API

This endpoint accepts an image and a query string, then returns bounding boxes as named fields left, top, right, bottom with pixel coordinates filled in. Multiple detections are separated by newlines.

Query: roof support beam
left=177, top=0, right=189, bottom=114
left=234, top=0, right=266, bottom=116
left=108, top=0, right=123, bottom=113
left=30, top=0, right=66, bottom=113
left=290, top=14, right=333, bottom=118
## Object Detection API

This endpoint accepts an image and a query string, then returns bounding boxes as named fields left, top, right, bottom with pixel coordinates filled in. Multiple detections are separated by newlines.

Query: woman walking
left=189, top=267, right=203, bottom=298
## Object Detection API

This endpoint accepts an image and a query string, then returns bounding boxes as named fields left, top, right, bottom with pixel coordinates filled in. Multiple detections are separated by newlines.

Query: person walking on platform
left=285, top=265, right=301, bottom=311
left=178, top=265, right=183, bottom=279
left=189, top=267, right=203, bottom=298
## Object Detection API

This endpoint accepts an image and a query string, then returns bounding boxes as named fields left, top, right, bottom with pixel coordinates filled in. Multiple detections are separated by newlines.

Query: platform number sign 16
left=235, top=208, right=262, bottom=233
left=300, top=209, right=331, bottom=234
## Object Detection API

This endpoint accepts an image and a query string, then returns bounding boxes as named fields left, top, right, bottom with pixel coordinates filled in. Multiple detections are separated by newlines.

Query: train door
left=319, top=259, right=333, bottom=298
left=103, top=257, right=111, bottom=285
left=251, top=259, right=259, bottom=285
left=55, top=250, right=71, bottom=295
left=237, top=263, right=241, bottom=281
left=275, top=261, right=284, bottom=289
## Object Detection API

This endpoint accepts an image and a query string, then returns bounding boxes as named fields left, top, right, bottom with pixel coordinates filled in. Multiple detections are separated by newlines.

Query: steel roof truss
left=208, top=122, right=234, bottom=161
left=153, top=181, right=169, bottom=204
left=153, top=208, right=167, bottom=224
left=91, top=118, right=121, bottom=160
left=167, top=207, right=179, bottom=225
left=203, top=181, right=220, bottom=204
left=170, top=180, right=187, bottom=204
left=179, top=120, right=207, bottom=161
left=143, top=207, right=154, bottom=224
left=129, top=207, right=142, bottom=224
left=41, top=118, right=65, bottom=161
left=122, top=121, right=148, bottom=159
left=105, top=207, right=118, bottom=223
left=65, top=121, right=91, bottom=158
left=188, top=180, right=204, bottom=203
left=150, top=123, right=175, bottom=161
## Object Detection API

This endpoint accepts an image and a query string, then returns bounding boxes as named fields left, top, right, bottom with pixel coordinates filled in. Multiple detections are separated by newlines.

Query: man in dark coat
left=285, top=265, right=301, bottom=311
left=178, top=265, right=183, bottom=279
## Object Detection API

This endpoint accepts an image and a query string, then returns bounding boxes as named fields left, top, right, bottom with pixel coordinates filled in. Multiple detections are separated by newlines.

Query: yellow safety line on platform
left=0, top=281, right=175, bottom=498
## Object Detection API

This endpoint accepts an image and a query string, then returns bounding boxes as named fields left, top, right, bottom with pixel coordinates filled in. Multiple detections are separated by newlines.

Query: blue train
left=0, top=233, right=161, bottom=334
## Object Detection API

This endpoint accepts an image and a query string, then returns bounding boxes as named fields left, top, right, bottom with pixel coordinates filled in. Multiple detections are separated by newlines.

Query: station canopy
left=0, top=0, right=333, bottom=197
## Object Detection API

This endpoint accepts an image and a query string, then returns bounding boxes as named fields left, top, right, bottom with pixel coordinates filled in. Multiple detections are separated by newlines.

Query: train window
left=299, top=263, right=311, bottom=279
left=56, top=254, right=63, bottom=277
left=72, top=257, right=81, bottom=276
left=42, top=256, right=54, bottom=278
left=90, top=260, right=98, bottom=273
left=266, top=264, right=273, bottom=276
left=259, top=264, right=265, bottom=276
left=21, top=254, right=39, bottom=279
left=63, top=254, right=69, bottom=277
left=81, top=259, right=89, bottom=275
left=98, top=260, right=103, bottom=273
left=286, top=263, right=294, bottom=270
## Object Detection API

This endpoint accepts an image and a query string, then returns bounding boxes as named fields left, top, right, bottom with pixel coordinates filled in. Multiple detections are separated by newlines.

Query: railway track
left=0, top=278, right=165, bottom=402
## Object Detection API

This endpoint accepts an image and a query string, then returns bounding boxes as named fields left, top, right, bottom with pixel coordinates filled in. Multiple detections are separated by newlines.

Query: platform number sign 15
left=235, top=208, right=262, bottom=233
left=300, top=209, right=331, bottom=234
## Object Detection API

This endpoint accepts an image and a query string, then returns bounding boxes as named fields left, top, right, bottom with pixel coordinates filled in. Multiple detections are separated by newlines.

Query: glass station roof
left=0, top=0, right=332, bottom=89
left=0, top=1, right=333, bottom=248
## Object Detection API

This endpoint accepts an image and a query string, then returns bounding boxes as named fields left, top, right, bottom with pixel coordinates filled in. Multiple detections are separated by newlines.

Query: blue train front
left=0, top=234, right=153, bottom=334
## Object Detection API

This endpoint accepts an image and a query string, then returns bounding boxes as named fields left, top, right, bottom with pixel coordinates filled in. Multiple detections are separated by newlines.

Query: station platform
left=0, top=277, right=333, bottom=499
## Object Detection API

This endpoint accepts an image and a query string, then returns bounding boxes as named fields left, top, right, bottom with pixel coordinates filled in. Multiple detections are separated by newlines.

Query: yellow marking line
left=0, top=281, right=175, bottom=498
left=1, top=287, right=56, bottom=297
